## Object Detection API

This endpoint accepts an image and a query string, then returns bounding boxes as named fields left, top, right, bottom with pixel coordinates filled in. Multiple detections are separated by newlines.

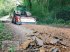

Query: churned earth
left=1, top=15, right=70, bottom=52
left=22, top=24, right=70, bottom=52
left=4, top=23, right=70, bottom=52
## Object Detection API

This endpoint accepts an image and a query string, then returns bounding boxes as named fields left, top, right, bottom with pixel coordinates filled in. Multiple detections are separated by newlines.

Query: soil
left=22, top=24, right=70, bottom=52
left=2, top=23, right=70, bottom=52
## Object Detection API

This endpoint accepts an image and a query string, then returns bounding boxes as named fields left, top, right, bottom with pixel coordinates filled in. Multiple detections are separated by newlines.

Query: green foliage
left=56, top=6, right=70, bottom=21
left=0, top=22, right=5, bottom=31
left=0, top=23, right=13, bottom=41
left=24, top=0, right=70, bottom=24
left=0, top=22, right=13, bottom=48
left=8, top=45, right=15, bottom=52
left=0, top=0, right=16, bottom=17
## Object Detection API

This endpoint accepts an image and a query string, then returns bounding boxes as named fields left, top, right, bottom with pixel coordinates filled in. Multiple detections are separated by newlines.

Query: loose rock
left=50, top=47, right=59, bottom=52
left=35, top=36, right=44, bottom=46
left=50, top=38, right=60, bottom=44
left=31, top=36, right=44, bottom=46
left=20, top=39, right=33, bottom=49
left=39, top=47, right=45, bottom=52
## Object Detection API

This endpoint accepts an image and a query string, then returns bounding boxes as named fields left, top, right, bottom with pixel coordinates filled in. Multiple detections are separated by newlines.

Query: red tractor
left=11, top=5, right=36, bottom=25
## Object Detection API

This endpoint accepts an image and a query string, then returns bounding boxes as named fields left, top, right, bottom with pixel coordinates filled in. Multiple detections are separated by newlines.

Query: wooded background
left=0, top=0, right=70, bottom=24
left=24, top=0, right=70, bottom=24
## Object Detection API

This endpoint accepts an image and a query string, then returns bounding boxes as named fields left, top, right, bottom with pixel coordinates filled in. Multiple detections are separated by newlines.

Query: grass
left=0, top=22, right=13, bottom=48
left=0, top=22, right=4, bottom=30
left=48, top=23, right=70, bottom=28
left=37, top=20, right=70, bottom=28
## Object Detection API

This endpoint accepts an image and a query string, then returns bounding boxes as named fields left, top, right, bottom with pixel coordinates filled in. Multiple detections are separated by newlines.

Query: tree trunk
left=28, top=0, right=32, bottom=10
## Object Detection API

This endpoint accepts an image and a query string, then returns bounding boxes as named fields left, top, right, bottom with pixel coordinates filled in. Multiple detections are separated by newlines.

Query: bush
left=57, top=19, right=65, bottom=24
left=25, top=0, right=70, bottom=25
left=56, top=10, right=70, bottom=21
left=66, top=20, right=70, bottom=25
left=0, top=9, right=9, bottom=17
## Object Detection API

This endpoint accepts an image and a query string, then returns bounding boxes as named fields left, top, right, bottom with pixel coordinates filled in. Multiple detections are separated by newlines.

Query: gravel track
left=3, top=23, right=70, bottom=52
left=4, top=23, right=34, bottom=43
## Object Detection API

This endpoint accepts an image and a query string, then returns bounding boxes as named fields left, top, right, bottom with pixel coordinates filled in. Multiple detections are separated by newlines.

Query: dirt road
left=3, top=22, right=70, bottom=52
left=4, top=23, right=34, bottom=43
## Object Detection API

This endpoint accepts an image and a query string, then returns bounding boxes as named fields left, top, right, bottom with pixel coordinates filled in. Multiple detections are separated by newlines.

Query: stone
left=31, top=36, right=44, bottom=46
left=50, top=47, right=59, bottom=52
left=39, top=47, right=45, bottom=52
left=50, top=38, right=60, bottom=44
left=35, top=36, right=43, bottom=46
left=20, top=39, right=33, bottom=49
